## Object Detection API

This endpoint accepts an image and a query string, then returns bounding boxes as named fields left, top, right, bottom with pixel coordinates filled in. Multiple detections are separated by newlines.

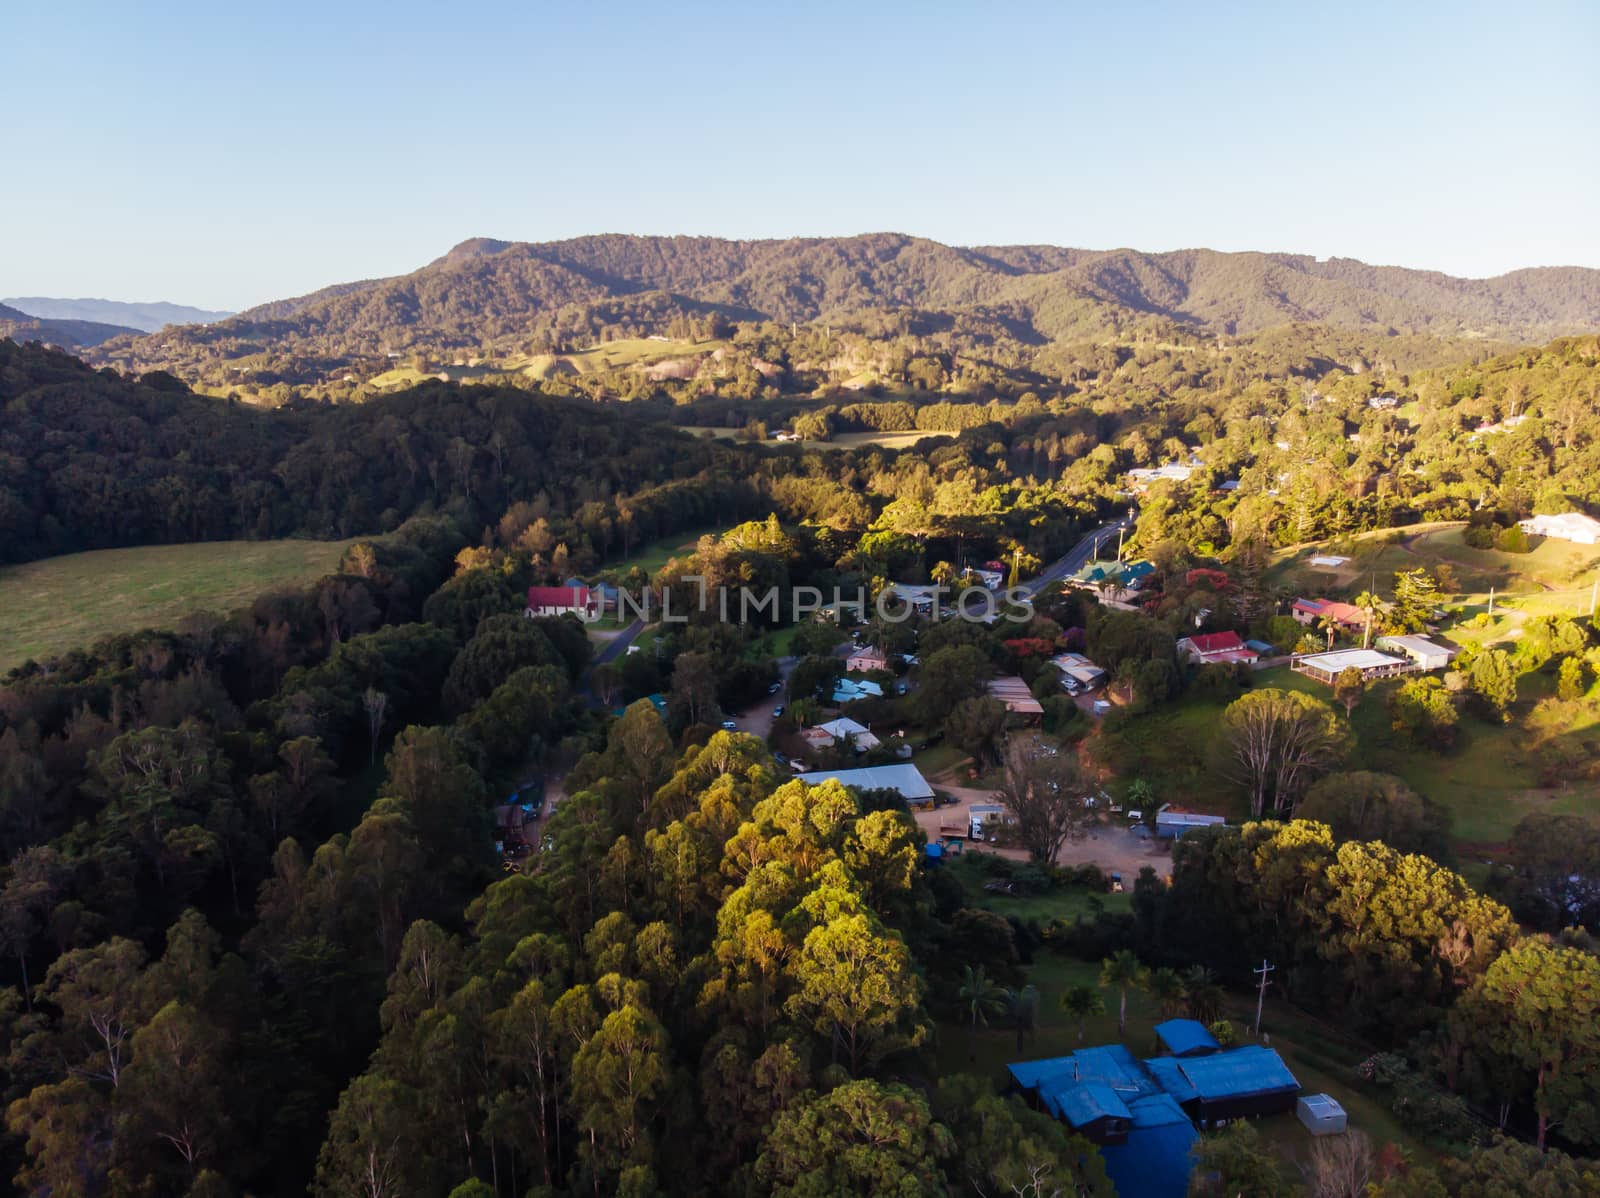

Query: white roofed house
left=811, top=717, right=880, bottom=752
left=1291, top=648, right=1413, bottom=685
left=1519, top=512, right=1600, bottom=545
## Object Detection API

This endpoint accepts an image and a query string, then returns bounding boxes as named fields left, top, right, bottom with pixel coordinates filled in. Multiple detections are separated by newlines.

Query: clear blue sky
left=4, top=0, right=1596, bottom=310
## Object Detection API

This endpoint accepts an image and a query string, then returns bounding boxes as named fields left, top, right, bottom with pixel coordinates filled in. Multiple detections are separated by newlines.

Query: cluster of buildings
left=1291, top=634, right=1457, bottom=685
left=1008, top=1020, right=1310, bottom=1197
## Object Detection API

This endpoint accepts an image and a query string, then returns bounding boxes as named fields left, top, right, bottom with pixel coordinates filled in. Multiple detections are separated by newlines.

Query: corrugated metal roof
left=796, top=763, right=933, bottom=800
left=1153, top=1019, right=1220, bottom=1056
left=1177, top=1046, right=1299, bottom=1101
left=1048, top=1081, right=1131, bottom=1128
left=1142, top=1056, right=1198, bottom=1104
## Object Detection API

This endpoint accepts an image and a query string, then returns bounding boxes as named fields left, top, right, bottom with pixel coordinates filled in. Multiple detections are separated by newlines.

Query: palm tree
left=1099, top=950, right=1148, bottom=1038
left=1354, top=590, right=1383, bottom=648
left=1060, top=985, right=1105, bottom=1042
left=1146, top=967, right=1189, bottom=1018
left=1318, top=613, right=1339, bottom=651
left=1183, top=965, right=1225, bottom=1026
left=958, top=964, right=1008, bottom=1060
left=1006, top=983, right=1041, bottom=1053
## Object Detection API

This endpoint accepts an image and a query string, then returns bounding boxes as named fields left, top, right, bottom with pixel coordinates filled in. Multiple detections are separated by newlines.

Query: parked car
left=768, top=682, right=783, bottom=694
left=772, top=705, right=785, bottom=718
left=720, top=720, right=738, bottom=731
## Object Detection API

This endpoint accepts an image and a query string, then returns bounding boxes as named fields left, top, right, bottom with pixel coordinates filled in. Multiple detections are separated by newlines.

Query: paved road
left=1018, top=511, right=1137, bottom=597
left=591, top=617, right=645, bottom=665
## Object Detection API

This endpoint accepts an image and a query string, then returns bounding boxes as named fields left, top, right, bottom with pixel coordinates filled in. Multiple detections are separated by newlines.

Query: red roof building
left=526, top=586, right=600, bottom=619
left=1292, top=598, right=1366, bottom=629
left=1177, top=631, right=1260, bottom=665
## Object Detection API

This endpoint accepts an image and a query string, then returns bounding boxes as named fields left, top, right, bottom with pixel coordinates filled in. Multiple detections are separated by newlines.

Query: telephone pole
left=1253, top=960, right=1275, bottom=1038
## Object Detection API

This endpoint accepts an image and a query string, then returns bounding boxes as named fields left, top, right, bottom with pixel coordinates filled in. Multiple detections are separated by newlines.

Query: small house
left=986, top=676, right=1044, bottom=716
left=830, top=678, right=884, bottom=704
left=813, top=717, right=880, bottom=752
left=1176, top=631, right=1259, bottom=665
left=1291, top=598, right=1367, bottom=631
left=526, top=585, right=601, bottom=621
left=845, top=646, right=889, bottom=673
left=1519, top=511, right=1600, bottom=545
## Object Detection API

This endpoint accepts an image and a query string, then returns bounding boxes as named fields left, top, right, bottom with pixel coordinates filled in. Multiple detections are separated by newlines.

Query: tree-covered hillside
left=88, top=234, right=1600, bottom=393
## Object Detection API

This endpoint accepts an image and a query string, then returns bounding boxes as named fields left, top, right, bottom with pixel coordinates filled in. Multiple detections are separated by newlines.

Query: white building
left=1519, top=512, right=1600, bottom=545
left=1375, top=635, right=1458, bottom=672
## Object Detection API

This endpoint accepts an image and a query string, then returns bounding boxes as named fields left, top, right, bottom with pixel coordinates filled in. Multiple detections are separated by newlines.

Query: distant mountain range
left=0, top=302, right=143, bottom=350
left=3, top=296, right=232, bottom=333
left=85, top=234, right=1600, bottom=382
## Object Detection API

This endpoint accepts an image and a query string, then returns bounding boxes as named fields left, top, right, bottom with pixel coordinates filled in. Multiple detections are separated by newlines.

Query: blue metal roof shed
left=1153, top=1018, right=1221, bottom=1057
left=1177, top=1045, right=1299, bottom=1102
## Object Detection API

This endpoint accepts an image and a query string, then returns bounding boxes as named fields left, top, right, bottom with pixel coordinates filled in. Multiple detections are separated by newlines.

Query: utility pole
left=1488, top=586, right=1495, bottom=618
left=1116, top=524, right=1126, bottom=562
left=1590, top=578, right=1597, bottom=619
left=1253, top=960, right=1275, bottom=1038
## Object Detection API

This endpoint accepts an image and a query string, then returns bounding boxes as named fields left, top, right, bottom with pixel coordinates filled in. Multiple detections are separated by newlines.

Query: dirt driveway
left=913, top=784, right=1174, bottom=879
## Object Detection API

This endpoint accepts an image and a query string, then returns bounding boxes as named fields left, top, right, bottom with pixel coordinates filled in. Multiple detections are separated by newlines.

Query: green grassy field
left=0, top=539, right=353, bottom=672
left=671, top=427, right=955, bottom=452
left=604, top=524, right=728, bottom=577
left=517, top=337, right=729, bottom=380
left=1094, top=663, right=1600, bottom=845
left=1271, top=523, right=1600, bottom=606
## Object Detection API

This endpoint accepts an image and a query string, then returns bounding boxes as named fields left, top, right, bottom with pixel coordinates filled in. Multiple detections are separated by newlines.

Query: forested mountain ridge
left=89, top=234, right=1600, bottom=390
left=0, top=339, right=746, bottom=566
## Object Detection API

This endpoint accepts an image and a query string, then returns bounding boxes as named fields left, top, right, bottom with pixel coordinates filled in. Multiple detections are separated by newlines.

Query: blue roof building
left=1100, top=1093, right=1199, bottom=1198
left=1008, top=1040, right=1301, bottom=1193
left=1153, top=1019, right=1221, bottom=1058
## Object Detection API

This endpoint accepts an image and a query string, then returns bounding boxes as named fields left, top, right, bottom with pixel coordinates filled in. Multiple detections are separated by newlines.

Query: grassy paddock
left=0, top=539, right=352, bottom=672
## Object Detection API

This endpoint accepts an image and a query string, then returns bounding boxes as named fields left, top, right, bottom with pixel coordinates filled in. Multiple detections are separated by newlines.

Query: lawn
left=517, top=337, right=729, bottom=380
left=604, top=524, right=728, bottom=577
left=803, top=430, right=955, bottom=452
left=1270, top=522, right=1600, bottom=605
left=0, top=539, right=353, bottom=672
left=945, top=856, right=1134, bottom=923
left=1093, top=663, right=1600, bottom=845
left=671, top=428, right=956, bottom=452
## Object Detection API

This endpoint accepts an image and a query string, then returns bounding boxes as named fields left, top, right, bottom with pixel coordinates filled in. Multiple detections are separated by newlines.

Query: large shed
left=795, top=763, right=933, bottom=802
